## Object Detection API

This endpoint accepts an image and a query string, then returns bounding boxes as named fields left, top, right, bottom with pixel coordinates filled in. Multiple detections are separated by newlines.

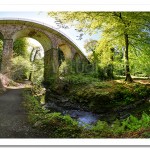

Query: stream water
left=45, top=102, right=100, bottom=126
left=44, top=92, right=138, bottom=127
left=63, top=110, right=100, bottom=126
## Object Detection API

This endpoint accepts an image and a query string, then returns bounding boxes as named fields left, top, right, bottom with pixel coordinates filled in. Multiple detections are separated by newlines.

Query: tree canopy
left=13, top=38, right=29, bottom=58
left=48, top=12, right=150, bottom=81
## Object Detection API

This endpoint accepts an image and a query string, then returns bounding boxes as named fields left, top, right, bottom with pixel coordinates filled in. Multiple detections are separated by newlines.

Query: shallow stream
left=45, top=102, right=100, bottom=126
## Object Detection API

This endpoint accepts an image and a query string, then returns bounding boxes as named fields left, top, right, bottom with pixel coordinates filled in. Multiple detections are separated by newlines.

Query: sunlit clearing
left=27, top=38, right=44, bottom=58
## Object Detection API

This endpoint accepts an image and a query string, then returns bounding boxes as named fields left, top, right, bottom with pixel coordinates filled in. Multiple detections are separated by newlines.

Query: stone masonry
left=0, top=18, right=88, bottom=83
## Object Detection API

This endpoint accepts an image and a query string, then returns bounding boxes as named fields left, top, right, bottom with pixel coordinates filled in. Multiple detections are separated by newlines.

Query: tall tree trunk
left=108, top=48, right=115, bottom=79
left=29, top=48, right=40, bottom=81
left=124, top=33, right=133, bottom=82
left=28, top=71, right=32, bottom=81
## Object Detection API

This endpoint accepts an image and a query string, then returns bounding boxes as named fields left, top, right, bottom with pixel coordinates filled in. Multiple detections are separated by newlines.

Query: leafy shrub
left=133, top=84, right=150, bottom=98
left=31, top=59, right=44, bottom=84
left=31, top=84, right=45, bottom=96
left=113, top=83, right=150, bottom=105
left=141, top=131, right=150, bottom=138
left=62, top=115, right=78, bottom=126
left=63, top=74, right=100, bottom=85
left=90, top=112, right=150, bottom=137
left=92, top=120, right=110, bottom=132
left=121, top=113, right=150, bottom=132
left=59, top=61, right=77, bottom=76
left=23, top=90, right=81, bottom=138
left=12, top=56, right=31, bottom=80
left=111, top=119, right=125, bottom=135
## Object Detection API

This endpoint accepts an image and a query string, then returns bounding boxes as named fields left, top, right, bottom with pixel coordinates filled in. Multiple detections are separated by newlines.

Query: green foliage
left=23, top=87, right=150, bottom=138
left=84, top=39, right=98, bottom=53
left=48, top=12, right=150, bottom=81
left=92, top=120, right=110, bottom=132
left=129, top=37, right=150, bottom=77
left=110, top=119, right=125, bottom=135
left=63, top=75, right=150, bottom=115
left=91, top=112, right=150, bottom=137
left=133, top=84, right=150, bottom=98
left=12, top=55, right=44, bottom=83
left=121, top=113, right=150, bottom=132
left=30, top=59, right=44, bottom=84
left=31, top=84, right=45, bottom=96
left=63, top=74, right=100, bottom=85
left=23, top=90, right=81, bottom=138
left=113, top=83, right=150, bottom=105
left=114, top=88, right=134, bottom=105
left=59, top=61, right=69, bottom=76
left=12, top=42, right=44, bottom=83
left=62, top=115, right=78, bottom=126
left=40, top=95, right=45, bottom=104
left=141, top=132, right=150, bottom=138
left=54, top=126, right=81, bottom=138
left=59, top=60, right=81, bottom=76
left=13, top=38, right=29, bottom=58
left=29, top=46, right=44, bottom=83
left=12, top=56, right=31, bottom=80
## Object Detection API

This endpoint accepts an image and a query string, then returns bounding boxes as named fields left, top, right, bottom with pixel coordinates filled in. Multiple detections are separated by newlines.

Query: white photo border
left=0, top=0, right=149, bottom=146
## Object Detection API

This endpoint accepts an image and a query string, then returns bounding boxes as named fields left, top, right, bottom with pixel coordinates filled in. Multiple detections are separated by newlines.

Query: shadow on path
left=0, top=87, right=48, bottom=138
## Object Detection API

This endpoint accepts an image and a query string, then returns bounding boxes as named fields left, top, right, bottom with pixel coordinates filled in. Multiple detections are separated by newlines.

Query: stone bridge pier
left=0, top=18, right=89, bottom=87
left=1, top=39, right=13, bottom=76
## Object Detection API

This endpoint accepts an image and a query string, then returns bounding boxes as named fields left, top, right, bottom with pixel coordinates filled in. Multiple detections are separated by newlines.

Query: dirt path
left=0, top=87, right=48, bottom=138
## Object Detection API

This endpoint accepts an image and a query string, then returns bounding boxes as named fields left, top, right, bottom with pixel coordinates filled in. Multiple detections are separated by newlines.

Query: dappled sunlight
left=7, top=81, right=32, bottom=89
left=134, top=79, right=150, bottom=85
left=115, top=77, right=150, bottom=85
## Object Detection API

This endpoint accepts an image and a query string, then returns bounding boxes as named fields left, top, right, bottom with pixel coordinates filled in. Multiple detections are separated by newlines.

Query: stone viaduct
left=0, top=18, right=88, bottom=84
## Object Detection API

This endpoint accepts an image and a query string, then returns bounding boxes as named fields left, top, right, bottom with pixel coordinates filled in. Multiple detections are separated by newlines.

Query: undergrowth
left=62, top=74, right=150, bottom=114
left=23, top=89, right=150, bottom=138
left=23, top=90, right=82, bottom=138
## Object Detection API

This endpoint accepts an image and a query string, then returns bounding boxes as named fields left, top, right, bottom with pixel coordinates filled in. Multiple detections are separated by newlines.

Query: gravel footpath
left=0, top=87, right=49, bottom=138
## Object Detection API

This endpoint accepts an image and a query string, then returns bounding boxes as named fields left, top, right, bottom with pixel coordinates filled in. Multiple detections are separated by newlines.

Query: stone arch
left=73, top=53, right=82, bottom=73
left=12, top=28, right=52, bottom=51
left=74, top=53, right=82, bottom=62
left=0, top=18, right=88, bottom=86
left=12, top=28, right=57, bottom=83
left=58, top=44, right=73, bottom=60
left=58, top=47, right=65, bottom=66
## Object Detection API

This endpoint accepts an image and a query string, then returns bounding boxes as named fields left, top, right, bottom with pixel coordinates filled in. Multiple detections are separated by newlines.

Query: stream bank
left=44, top=80, right=150, bottom=125
left=22, top=79, right=150, bottom=138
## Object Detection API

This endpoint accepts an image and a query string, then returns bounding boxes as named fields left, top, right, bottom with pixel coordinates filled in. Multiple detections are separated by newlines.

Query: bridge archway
left=13, top=32, right=55, bottom=86
left=58, top=44, right=73, bottom=60
left=11, top=37, right=44, bottom=82
left=0, top=18, right=88, bottom=86
left=12, top=28, right=54, bottom=84
left=12, top=28, right=52, bottom=51
left=73, top=53, right=82, bottom=73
